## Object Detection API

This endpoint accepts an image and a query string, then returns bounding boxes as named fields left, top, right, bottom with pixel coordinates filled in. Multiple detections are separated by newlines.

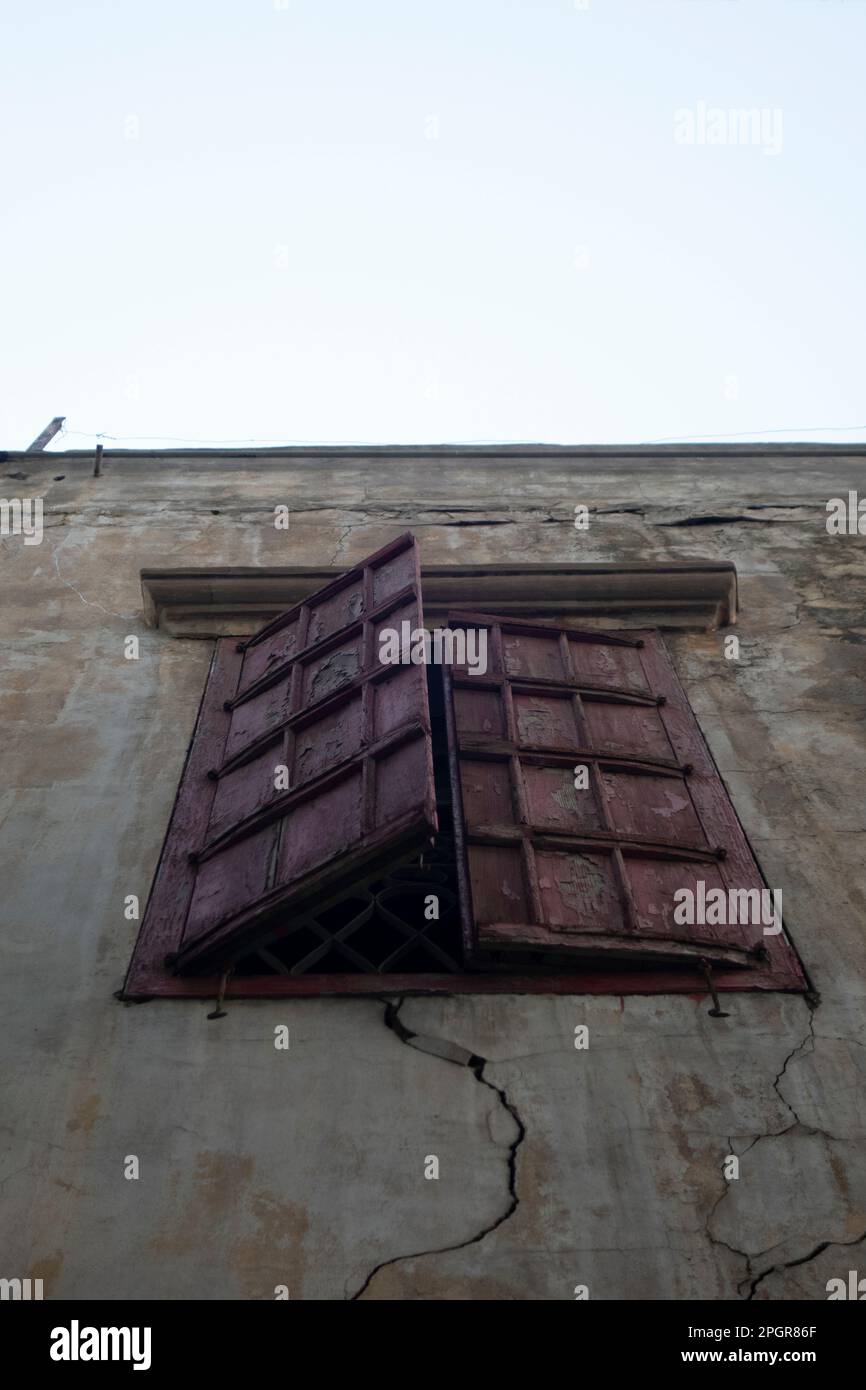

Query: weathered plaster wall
left=1, top=446, right=864, bottom=1300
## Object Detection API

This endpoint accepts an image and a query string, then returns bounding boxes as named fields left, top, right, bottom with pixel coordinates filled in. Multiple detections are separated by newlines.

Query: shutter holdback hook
left=699, top=958, right=730, bottom=1019
left=207, top=965, right=233, bottom=1020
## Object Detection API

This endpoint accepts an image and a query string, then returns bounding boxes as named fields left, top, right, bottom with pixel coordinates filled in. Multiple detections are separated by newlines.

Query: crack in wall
left=702, top=1133, right=756, bottom=1289
left=51, top=545, right=139, bottom=621
left=657, top=514, right=787, bottom=528
left=704, top=998, right=863, bottom=1298
left=348, top=998, right=526, bottom=1300
left=328, top=524, right=354, bottom=566
left=772, top=1006, right=816, bottom=1127
left=745, top=1228, right=866, bottom=1301
left=19, top=502, right=826, bottom=539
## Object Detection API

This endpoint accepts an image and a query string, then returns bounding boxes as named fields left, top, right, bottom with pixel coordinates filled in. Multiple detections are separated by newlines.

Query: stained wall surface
left=1, top=445, right=864, bottom=1300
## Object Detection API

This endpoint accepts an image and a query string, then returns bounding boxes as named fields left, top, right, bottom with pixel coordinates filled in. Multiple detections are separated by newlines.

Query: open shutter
left=444, top=612, right=787, bottom=974
left=171, top=533, right=437, bottom=973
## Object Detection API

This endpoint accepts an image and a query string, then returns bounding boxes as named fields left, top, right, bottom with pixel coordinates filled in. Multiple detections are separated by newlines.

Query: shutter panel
left=443, top=613, right=785, bottom=973
left=172, top=533, right=437, bottom=973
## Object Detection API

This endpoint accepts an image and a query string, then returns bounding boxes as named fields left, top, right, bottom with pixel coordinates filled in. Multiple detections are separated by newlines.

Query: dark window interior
left=232, top=666, right=462, bottom=976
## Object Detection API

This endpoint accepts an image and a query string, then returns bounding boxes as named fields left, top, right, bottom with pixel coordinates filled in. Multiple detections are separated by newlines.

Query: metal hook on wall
left=699, top=958, right=730, bottom=1019
left=207, top=965, right=233, bottom=1020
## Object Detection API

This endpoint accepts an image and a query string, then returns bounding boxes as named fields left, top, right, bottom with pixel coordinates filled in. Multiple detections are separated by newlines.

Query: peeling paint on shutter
left=170, top=533, right=437, bottom=973
left=444, top=612, right=804, bottom=986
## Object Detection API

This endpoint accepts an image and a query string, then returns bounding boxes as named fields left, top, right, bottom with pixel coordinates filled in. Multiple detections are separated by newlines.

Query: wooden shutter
left=443, top=612, right=799, bottom=979
left=170, top=534, right=437, bottom=973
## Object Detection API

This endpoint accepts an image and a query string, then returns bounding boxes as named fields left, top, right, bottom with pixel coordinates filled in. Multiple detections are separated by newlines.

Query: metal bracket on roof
left=26, top=417, right=65, bottom=452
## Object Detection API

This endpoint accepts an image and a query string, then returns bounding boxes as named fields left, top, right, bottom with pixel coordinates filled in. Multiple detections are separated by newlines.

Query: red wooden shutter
left=443, top=612, right=801, bottom=982
left=170, top=534, right=437, bottom=973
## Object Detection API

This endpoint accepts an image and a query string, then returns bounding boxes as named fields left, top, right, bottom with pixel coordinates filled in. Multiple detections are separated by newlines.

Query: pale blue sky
left=2, top=0, right=864, bottom=449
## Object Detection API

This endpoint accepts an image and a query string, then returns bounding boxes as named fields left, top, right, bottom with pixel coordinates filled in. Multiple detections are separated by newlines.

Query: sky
left=2, top=0, right=865, bottom=450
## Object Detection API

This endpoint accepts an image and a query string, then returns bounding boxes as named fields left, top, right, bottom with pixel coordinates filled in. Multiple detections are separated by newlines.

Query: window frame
left=124, top=568, right=807, bottom=1002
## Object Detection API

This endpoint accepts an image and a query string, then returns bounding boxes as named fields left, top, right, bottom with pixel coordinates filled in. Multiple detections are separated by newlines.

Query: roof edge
left=4, top=441, right=866, bottom=462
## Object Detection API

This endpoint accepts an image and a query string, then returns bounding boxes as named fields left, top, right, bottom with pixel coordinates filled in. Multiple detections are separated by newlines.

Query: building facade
left=1, top=443, right=864, bottom=1300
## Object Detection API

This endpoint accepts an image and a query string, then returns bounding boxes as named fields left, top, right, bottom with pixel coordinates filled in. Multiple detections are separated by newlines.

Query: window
left=124, top=534, right=805, bottom=1000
